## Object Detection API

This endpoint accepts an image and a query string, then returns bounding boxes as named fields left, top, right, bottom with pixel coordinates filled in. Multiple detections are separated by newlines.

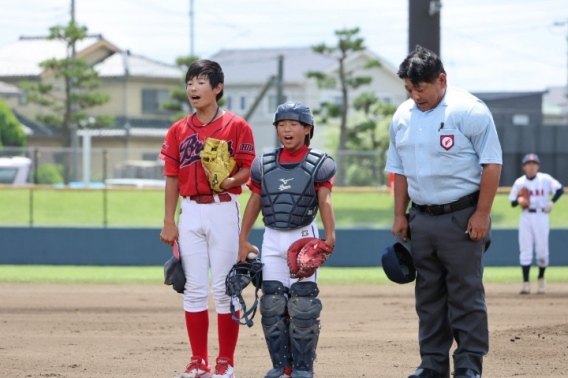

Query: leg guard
left=260, top=280, right=291, bottom=378
left=288, top=282, right=322, bottom=377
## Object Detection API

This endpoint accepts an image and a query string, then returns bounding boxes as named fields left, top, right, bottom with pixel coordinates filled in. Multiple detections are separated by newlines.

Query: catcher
left=238, top=101, right=336, bottom=378
left=159, top=59, right=256, bottom=378
left=509, top=153, right=564, bottom=294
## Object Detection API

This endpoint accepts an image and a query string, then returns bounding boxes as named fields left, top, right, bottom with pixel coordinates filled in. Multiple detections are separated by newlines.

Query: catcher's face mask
left=225, top=259, right=264, bottom=327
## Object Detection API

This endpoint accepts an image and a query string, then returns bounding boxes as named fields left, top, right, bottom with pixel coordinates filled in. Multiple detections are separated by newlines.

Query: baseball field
left=1, top=267, right=567, bottom=378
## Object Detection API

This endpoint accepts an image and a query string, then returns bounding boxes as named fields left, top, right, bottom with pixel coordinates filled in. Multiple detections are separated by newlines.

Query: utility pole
left=276, top=55, right=284, bottom=147
left=554, top=20, right=568, bottom=99
left=189, top=0, right=194, bottom=56
left=408, top=0, right=442, bottom=56
left=70, top=0, right=79, bottom=182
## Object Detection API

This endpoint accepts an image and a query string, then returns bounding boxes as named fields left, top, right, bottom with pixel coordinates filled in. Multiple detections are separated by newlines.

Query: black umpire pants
left=409, top=204, right=490, bottom=375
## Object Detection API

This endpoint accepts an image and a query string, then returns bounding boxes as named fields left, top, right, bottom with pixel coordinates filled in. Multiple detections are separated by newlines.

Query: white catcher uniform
left=509, top=172, right=563, bottom=267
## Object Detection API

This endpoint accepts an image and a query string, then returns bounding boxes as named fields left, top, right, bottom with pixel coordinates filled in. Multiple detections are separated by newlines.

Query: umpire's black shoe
left=454, top=368, right=481, bottom=378
left=408, top=368, right=449, bottom=378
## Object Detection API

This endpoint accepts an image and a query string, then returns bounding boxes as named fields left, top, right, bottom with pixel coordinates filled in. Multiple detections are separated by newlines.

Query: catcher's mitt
left=517, top=187, right=530, bottom=209
left=287, top=237, right=334, bottom=279
left=200, top=138, right=236, bottom=192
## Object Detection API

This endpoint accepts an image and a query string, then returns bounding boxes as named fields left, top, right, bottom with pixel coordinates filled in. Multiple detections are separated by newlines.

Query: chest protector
left=261, top=148, right=327, bottom=230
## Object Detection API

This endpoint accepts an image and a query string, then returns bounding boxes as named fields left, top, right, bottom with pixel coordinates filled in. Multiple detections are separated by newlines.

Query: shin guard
left=287, top=281, right=322, bottom=374
left=260, top=280, right=291, bottom=377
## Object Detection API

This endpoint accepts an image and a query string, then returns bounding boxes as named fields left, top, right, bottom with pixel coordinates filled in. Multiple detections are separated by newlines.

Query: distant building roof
left=13, top=110, right=60, bottom=137
left=543, top=86, right=568, bottom=108
left=209, top=47, right=337, bottom=84
left=0, top=81, right=21, bottom=94
left=473, top=91, right=546, bottom=101
left=0, top=35, right=180, bottom=80
left=95, top=51, right=182, bottom=79
left=0, top=35, right=114, bottom=78
left=14, top=111, right=172, bottom=138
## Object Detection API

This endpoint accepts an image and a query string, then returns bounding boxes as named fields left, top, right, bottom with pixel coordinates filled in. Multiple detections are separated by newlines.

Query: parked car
left=0, top=156, right=31, bottom=185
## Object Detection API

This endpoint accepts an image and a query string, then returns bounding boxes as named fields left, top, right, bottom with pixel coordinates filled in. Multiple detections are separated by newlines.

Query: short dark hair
left=185, top=59, right=224, bottom=101
left=397, top=45, right=446, bottom=86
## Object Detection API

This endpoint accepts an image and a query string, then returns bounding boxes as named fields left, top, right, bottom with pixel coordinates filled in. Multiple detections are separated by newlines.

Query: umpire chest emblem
left=440, top=135, right=454, bottom=151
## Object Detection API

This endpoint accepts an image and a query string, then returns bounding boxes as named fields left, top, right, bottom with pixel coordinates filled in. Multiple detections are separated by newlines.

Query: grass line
left=1, top=265, right=567, bottom=285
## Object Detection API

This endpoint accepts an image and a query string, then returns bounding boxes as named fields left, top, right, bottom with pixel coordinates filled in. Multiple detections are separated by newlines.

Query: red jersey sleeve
left=233, top=117, right=256, bottom=169
left=159, top=119, right=183, bottom=176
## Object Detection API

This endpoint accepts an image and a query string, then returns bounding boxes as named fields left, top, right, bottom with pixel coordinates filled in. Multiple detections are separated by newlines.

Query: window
left=240, top=96, right=246, bottom=110
left=512, top=114, right=530, bottom=126
left=18, top=92, right=27, bottom=106
left=142, top=89, right=172, bottom=114
left=268, top=94, right=288, bottom=114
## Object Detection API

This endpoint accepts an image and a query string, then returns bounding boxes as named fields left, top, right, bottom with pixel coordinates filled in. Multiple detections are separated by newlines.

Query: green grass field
left=0, top=265, right=566, bottom=285
left=1, top=187, right=567, bottom=229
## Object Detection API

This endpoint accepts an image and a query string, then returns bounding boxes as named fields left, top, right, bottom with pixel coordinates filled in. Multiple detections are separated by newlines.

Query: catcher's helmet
left=225, top=258, right=264, bottom=327
left=381, top=233, right=416, bottom=284
left=164, top=241, right=186, bottom=294
left=273, top=101, right=314, bottom=139
left=522, top=153, right=540, bottom=165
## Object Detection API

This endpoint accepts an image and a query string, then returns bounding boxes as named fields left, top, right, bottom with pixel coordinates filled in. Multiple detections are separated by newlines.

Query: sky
left=1, top=0, right=567, bottom=93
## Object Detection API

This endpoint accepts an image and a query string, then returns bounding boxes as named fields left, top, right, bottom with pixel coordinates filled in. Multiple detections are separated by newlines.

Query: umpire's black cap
left=522, top=153, right=540, bottom=165
left=381, top=233, right=416, bottom=284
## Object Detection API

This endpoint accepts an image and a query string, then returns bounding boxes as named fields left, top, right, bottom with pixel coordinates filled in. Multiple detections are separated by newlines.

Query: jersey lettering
left=179, top=135, right=203, bottom=168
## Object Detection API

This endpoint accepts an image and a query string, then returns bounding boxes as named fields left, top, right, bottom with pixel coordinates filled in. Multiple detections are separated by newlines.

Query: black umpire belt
left=412, top=191, right=480, bottom=216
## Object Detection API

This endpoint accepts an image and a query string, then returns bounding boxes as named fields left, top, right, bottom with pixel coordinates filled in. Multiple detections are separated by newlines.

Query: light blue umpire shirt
left=385, top=85, right=503, bottom=206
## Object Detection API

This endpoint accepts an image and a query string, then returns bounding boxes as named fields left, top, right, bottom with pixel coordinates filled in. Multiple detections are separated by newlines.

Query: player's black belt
left=527, top=208, right=543, bottom=213
left=412, top=191, right=480, bottom=216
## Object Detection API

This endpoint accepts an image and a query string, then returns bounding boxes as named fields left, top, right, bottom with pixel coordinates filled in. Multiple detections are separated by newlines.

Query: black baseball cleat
left=454, top=367, right=481, bottom=378
left=408, top=367, right=450, bottom=378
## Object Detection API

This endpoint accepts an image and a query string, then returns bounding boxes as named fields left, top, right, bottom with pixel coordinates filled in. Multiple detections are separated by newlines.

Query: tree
left=0, top=98, right=26, bottom=148
left=160, top=55, right=199, bottom=121
left=345, top=92, right=396, bottom=186
left=20, top=20, right=113, bottom=181
left=161, top=55, right=226, bottom=121
left=306, top=27, right=381, bottom=186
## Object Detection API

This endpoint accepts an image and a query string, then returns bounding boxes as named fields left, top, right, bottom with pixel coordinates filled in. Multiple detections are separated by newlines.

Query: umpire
left=385, top=45, right=502, bottom=378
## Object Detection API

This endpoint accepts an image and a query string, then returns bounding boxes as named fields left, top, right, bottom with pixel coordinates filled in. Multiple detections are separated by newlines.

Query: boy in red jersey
left=159, top=59, right=256, bottom=378
left=238, top=102, right=336, bottom=378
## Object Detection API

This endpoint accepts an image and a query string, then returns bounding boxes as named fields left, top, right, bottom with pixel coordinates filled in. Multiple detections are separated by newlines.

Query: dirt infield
left=1, top=282, right=567, bottom=378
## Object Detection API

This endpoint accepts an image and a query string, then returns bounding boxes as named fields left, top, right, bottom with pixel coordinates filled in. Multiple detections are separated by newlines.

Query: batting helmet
left=164, top=241, right=186, bottom=294
left=225, top=257, right=264, bottom=327
left=273, top=101, right=314, bottom=139
left=381, top=233, right=416, bottom=284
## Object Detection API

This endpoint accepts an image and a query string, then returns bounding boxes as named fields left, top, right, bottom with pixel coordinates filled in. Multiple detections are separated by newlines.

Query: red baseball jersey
left=159, top=111, right=256, bottom=197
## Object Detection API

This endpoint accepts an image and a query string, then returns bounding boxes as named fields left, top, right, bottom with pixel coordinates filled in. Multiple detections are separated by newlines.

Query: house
left=0, top=35, right=183, bottom=154
left=210, top=47, right=408, bottom=153
left=543, top=86, right=568, bottom=126
left=0, top=35, right=184, bottom=180
left=473, top=91, right=545, bottom=128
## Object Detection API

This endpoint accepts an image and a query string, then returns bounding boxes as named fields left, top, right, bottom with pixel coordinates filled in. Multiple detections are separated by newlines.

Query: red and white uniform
left=509, top=172, right=563, bottom=267
left=160, top=111, right=255, bottom=313
left=247, top=145, right=333, bottom=287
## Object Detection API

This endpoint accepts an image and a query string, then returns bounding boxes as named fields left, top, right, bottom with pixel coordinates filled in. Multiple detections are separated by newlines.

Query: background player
left=238, top=101, right=336, bottom=378
left=159, top=59, right=256, bottom=378
left=508, top=153, right=564, bottom=294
